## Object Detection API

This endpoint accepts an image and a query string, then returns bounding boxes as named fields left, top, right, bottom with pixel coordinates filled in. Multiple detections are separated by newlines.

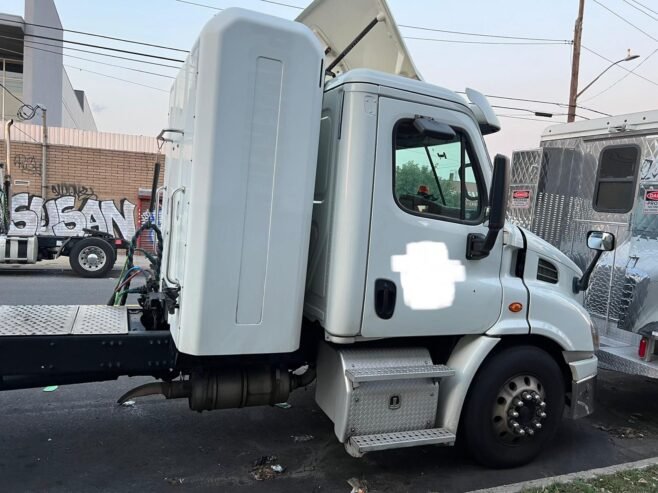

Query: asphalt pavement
left=1, top=269, right=658, bottom=492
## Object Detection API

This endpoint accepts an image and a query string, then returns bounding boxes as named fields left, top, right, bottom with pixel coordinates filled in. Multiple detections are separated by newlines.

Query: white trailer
left=509, top=110, right=658, bottom=379
left=0, top=0, right=602, bottom=468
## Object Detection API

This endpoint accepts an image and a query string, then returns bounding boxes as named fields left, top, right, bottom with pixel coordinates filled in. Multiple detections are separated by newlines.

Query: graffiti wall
left=6, top=193, right=136, bottom=239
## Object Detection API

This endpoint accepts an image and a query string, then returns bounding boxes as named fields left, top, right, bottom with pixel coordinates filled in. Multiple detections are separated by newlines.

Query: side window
left=593, top=145, right=640, bottom=213
left=394, top=119, right=483, bottom=222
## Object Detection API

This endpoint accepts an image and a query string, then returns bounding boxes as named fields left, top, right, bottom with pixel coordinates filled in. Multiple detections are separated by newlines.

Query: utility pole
left=41, top=107, right=48, bottom=200
left=568, top=0, right=586, bottom=123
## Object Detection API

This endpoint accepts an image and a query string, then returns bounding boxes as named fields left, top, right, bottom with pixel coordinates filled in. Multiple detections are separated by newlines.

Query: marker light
left=639, top=337, right=648, bottom=359
left=508, top=302, right=523, bottom=313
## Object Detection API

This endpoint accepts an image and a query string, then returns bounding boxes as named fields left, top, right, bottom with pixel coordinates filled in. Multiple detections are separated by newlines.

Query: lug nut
left=523, top=392, right=532, bottom=401
left=509, top=410, right=519, bottom=418
left=510, top=420, right=519, bottom=428
left=518, top=428, right=526, bottom=436
left=527, top=428, right=535, bottom=436
left=533, top=394, right=541, bottom=402
left=539, top=412, right=547, bottom=419
left=516, top=400, right=524, bottom=407
left=535, top=423, right=542, bottom=429
left=539, top=401, right=547, bottom=409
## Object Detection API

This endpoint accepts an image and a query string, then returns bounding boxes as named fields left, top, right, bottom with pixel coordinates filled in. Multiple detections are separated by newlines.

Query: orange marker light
left=508, top=302, right=523, bottom=313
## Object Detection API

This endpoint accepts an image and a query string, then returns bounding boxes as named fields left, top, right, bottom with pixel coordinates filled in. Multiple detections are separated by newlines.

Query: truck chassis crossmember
left=0, top=305, right=175, bottom=390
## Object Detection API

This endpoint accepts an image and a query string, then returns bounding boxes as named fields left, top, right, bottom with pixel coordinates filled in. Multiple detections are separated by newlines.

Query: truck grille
left=537, top=259, right=559, bottom=284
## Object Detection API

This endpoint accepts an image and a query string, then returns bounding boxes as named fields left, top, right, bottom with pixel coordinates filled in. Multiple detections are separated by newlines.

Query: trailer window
left=593, top=145, right=640, bottom=213
left=393, top=119, right=483, bottom=222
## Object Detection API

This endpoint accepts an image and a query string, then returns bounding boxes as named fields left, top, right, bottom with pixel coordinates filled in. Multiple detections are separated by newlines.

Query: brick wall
left=0, top=139, right=164, bottom=240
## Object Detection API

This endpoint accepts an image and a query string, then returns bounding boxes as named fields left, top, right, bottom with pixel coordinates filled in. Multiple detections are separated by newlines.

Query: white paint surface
left=391, top=241, right=466, bottom=310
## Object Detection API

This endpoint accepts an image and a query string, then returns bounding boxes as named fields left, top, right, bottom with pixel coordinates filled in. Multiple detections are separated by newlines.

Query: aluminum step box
left=316, top=343, right=453, bottom=451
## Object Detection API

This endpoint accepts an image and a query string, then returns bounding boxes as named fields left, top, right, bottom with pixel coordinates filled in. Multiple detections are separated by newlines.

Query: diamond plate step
left=346, top=428, right=455, bottom=457
left=345, top=364, right=454, bottom=384
left=0, top=305, right=129, bottom=336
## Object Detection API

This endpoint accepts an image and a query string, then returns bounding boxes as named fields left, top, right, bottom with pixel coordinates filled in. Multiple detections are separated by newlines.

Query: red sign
left=644, top=190, right=658, bottom=214
left=513, top=190, right=530, bottom=199
left=511, top=189, right=532, bottom=209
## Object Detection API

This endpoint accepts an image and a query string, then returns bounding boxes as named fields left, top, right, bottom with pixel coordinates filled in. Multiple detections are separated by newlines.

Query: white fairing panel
left=297, top=0, right=421, bottom=80
left=162, top=9, right=324, bottom=355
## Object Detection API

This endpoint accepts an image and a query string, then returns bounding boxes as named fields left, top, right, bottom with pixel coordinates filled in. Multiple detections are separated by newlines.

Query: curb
left=467, top=456, right=658, bottom=493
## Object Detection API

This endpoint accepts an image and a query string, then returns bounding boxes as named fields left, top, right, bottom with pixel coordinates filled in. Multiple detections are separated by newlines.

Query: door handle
left=375, top=279, right=397, bottom=320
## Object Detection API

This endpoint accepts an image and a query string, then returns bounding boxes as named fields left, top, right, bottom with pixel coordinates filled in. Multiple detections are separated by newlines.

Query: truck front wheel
left=69, top=238, right=116, bottom=278
left=460, top=345, right=565, bottom=468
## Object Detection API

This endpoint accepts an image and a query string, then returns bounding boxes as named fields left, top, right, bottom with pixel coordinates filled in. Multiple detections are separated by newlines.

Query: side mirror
left=573, top=231, right=616, bottom=293
left=466, top=154, right=510, bottom=260
left=587, top=231, right=615, bottom=251
left=413, top=116, right=456, bottom=141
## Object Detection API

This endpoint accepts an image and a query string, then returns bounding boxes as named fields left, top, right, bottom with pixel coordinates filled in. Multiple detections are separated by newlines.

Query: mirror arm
left=573, top=250, right=603, bottom=294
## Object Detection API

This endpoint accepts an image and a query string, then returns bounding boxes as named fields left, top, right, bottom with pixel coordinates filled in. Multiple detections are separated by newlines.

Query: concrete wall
left=21, top=0, right=96, bottom=131
left=61, top=71, right=97, bottom=131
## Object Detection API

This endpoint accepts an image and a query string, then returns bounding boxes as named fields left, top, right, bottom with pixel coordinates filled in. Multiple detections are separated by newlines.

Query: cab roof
left=325, top=68, right=467, bottom=107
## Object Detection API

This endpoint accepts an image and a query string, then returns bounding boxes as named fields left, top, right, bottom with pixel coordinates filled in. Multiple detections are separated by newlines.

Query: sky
left=3, top=0, right=657, bottom=157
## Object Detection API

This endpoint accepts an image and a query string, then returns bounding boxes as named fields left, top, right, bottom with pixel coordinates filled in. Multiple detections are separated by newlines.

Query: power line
left=581, top=48, right=658, bottom=101
left=0, top=16, right=188, bottom=53
left=260, top=0, right=304, bottom=9
left=630, top=0, right=658, bottom=16
left=12, top=125, right=40, bottom=143
left=455, top=91, right=612, bottom=116
left=64, top=65, right=170, bottom=93
left=0, top=33, right=180, bottom=69
left=399, top=25, right=571, bottom=44
left=0, top=81, right=25, bottom=105
left=257, top=0, right=574, bottom=44
left=497, top=114, right=566, bottom=123
left=176, top=0, right=223, bottom=9
left=23, top=33, right=185, bottom=63
left=592, top=0, right=658, bottom=41
left=621, top=0, right=658, bottom=21
left=0, top=42, right=174, bottom=79
left=582, top=45, right=658, bottom=86
left=404, top=37, right=570, bottom=46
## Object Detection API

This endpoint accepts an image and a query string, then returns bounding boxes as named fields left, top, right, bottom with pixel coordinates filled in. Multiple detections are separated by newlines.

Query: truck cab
left=0, top=0, right=599, bottom=469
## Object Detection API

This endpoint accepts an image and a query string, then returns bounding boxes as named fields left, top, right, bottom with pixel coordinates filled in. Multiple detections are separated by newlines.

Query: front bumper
left=565, top=375, right=596, bottom=419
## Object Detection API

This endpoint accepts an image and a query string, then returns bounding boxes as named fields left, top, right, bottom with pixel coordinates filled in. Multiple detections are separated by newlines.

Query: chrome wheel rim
left=492, top=374, right=547, bottom=443
left=78, top=245, right=106, bottom=271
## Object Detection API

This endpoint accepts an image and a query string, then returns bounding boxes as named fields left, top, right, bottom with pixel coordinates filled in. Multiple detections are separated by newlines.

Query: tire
left=460, top=345, right=565, bottom=468
left=69, top=238, right=116, bottom=278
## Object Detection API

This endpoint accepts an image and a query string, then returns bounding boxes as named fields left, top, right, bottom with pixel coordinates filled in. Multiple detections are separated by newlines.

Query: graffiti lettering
left=51, top=183, right=97, bottom=200
left=14, top=154, right=41, bottom=176
left=5, top=193, right=136, bottom=240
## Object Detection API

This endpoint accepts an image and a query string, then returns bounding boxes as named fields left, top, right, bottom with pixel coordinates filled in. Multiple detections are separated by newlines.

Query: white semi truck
left=0, top=0, right=603, bottom=468
left=509, top=110, right=658, bottom=380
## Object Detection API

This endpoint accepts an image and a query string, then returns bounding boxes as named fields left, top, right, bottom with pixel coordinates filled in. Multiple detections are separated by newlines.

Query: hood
left=296, top=0, right=421, bottom=80
left=521, top=228, right=582, bottom=275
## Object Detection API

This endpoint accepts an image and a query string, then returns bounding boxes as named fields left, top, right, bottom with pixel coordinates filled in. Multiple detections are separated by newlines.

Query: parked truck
left=0, top=125, right=125, bottom=278
left=508, top=110, right=658, bottom=380
left=0, top=0, right=604, bottom=468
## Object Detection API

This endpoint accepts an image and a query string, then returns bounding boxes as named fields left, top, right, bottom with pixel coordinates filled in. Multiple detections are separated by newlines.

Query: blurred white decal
left=391, top=241, right=466, bottom=310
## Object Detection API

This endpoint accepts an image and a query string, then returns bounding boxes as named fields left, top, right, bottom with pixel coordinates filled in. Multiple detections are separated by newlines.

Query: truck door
left=362, top=97, right=503, bottom=338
